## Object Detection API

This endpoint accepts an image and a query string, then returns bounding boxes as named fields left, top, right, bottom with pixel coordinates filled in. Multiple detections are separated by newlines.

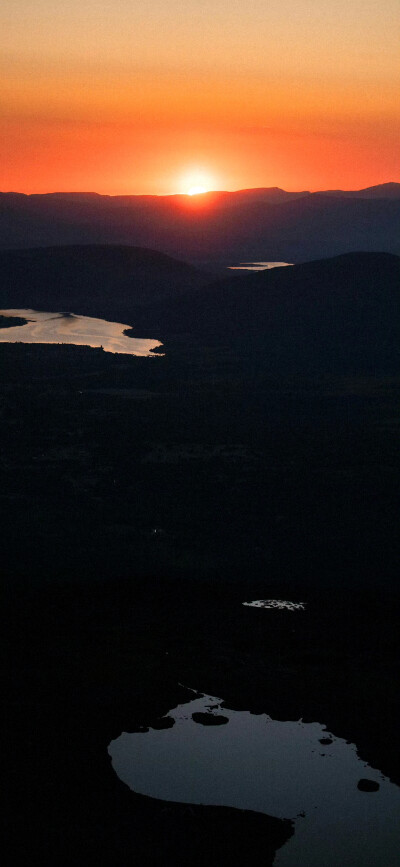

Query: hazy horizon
left=1, top=180, right=399, bottom=198
left=2, top=1, right=398, bottom=195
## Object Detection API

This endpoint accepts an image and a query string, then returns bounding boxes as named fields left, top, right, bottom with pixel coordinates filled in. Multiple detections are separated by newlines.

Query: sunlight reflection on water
left=228, top=261, right=293, bottom=271
left=0, top=309, right=163, bottom=356
left=243, top=599, right=305, bottom=610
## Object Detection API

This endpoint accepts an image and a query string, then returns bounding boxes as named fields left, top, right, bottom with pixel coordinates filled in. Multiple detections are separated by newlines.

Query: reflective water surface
left=109, top=690, right=400, bottom=867
left=0, top=309, right=163, bottom=356
left=243, top=599, right=305, bottom=610
left=228, top=262, right=293, bottom=271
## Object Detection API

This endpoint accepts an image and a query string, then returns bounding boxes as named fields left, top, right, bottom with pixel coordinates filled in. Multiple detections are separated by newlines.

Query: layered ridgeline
left=1, top=245, right=398, bottom=377
left=0, top=245, right=209, bottom=321
left=0, top=184, right=399, bottom=267
left=139, top=252, right=400, bottom=376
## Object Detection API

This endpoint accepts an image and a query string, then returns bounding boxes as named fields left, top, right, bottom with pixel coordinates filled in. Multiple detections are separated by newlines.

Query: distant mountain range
left=315, top=183, right=400, bottom=200
left=0, top=183, right=399, bottom=267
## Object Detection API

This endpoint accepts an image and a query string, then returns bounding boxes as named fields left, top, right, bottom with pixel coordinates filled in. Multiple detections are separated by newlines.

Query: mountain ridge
left=0, top=185, right=399, bottom=267
left=1, top=182, right=399, bottom=201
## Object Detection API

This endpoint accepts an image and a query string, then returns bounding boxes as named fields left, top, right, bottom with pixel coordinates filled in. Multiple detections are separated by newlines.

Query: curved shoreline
left=0, top=308, right=163, bottom=356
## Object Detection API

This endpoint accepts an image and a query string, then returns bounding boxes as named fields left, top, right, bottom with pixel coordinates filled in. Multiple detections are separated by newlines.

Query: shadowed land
left=1, top=245, right=399, bottom=865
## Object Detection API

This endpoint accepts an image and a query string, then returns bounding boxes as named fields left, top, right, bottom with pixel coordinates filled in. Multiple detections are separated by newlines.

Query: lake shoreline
left=1, top=327, right=399, bottom=865
left=0, top=308, right=162, bottom=356
left=3, top=568, right=399, bottom=865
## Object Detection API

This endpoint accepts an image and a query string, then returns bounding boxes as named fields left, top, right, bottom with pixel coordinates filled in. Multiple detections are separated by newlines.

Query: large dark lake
left=109, top=689, right=400, bottom=867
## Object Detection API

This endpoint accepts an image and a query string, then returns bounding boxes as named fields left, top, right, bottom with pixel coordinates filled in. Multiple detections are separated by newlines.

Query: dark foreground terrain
left=1, top=250, right=399, bottom=865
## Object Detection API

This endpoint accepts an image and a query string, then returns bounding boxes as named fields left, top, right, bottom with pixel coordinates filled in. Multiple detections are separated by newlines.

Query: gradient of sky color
left=1, top=0, right=399, bottom=193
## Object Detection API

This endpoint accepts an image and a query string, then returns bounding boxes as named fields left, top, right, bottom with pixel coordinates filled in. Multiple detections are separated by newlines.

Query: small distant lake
left=228, top=261, right=293, bottom=272
left=109, top=690, right=400, bottom=867
left=243, top=599, right=305, bottom=610
left=0, top=309, right=162, bottom=356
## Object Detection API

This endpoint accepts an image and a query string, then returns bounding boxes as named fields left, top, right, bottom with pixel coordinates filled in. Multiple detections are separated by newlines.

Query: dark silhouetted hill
left=140, top=252, right=400, bottom=376
left=322, top=182, right=400, bottom=199
left=1, top=246, right=398, bottom=375
left=0, top=184, right=399, bottom=267
left=0, top=245, right=210, bottom=320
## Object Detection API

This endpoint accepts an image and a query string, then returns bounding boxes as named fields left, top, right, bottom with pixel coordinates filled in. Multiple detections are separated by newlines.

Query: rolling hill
left=139, top=251, right=400, bottom=376
left=0, top=245, right=210, bottom=320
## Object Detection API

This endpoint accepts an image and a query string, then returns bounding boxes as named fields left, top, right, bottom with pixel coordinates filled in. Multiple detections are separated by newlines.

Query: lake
left=0, top=309, right=162, bottom=356
left=228, top=262, right=293, bottom=271
left=109, top=689, right=400, bottom=867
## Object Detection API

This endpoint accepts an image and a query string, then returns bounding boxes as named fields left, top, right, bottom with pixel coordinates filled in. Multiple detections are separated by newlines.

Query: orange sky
left=1, top=0, right=399, bottom=194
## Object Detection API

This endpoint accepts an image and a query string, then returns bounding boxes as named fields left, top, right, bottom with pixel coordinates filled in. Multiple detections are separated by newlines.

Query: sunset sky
left=1, top=0, right=399, bottom=194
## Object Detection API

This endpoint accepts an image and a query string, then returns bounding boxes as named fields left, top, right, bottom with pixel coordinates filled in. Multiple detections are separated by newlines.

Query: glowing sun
left=187, top=185, right=207, bottom=196
left=180, top=168, right=215, bottom=196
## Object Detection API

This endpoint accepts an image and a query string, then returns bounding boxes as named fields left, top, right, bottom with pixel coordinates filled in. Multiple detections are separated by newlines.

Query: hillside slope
left=140, top=252, right=400, bottom=375
left=0, top=245, right=210, bottom=320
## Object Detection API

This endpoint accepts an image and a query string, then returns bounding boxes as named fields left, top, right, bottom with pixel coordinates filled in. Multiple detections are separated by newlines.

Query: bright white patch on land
left=0, top=309, right=163, bottom=356
left=109, top=690, right=400, bottom=867
left=243, top=599, right=305, bottom=610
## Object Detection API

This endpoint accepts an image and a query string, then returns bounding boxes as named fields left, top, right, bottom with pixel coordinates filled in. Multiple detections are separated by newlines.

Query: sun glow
left=187, top=185, right=207, bottom=196
left=179, top=168, right=216, bottom=196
